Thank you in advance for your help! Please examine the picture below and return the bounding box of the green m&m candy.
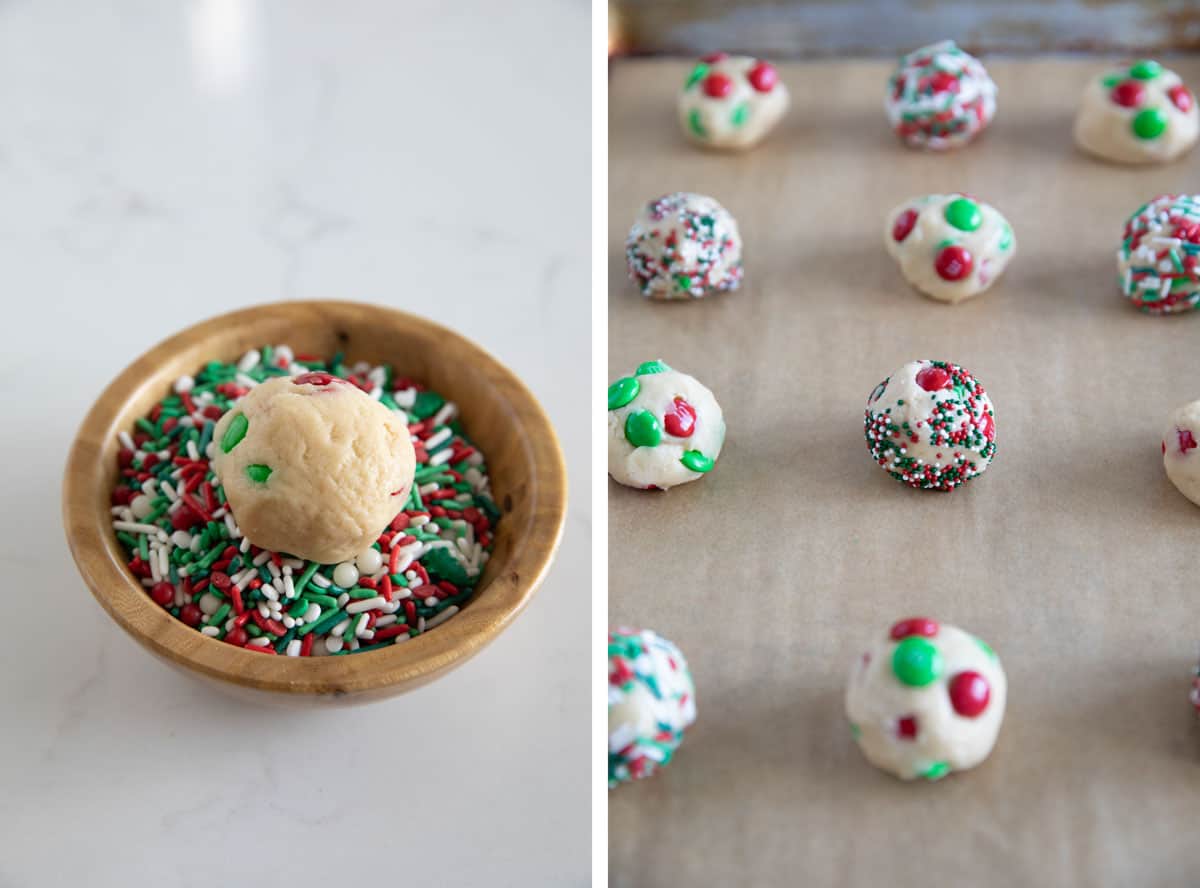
[680,450,714,472]
[891,637,942,687]
[608,376,640,410]
[1129,59,1162,81]
[944,197,982,232]
[624,410,662,448]
[635,360,671,376]
[1132,107,1167,140]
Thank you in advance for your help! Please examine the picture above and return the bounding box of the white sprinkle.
[417,616,426,632]
[286,639,302,657]
[283,575,295,598]
[302,603,321,623]
[393,633,410,645]
[159,481,178,502]
[186,440,200,461]
[236,372,259,389]
[375,614,397,627]
[325,636,344,654]
[419,482,439,496]
[262,584,279,602]
[130,496,153,520]
[429,448,453,467]
[118,431,135,450]
[200,625,220,637]
[174,375,195,394]
[252,550,272,567]
[198,593,222,615]
[267,562,281,580]
[393,388,416,409]
[332,562,359,589]
[424,596,438,607]
[410,515,431,528]
[247,636,271,648]
[224,513,239,538]
[310,573,331,588]
[237,349,261,372]
[346,596,385,614]
[282,615,296,629]
[425,428,452,451]
[369,386,382,400]
[239,536,252,553]
[275,345,294,364]
[331,619,350,637]
[431,402,457,427]
[337,592,350,608]
[257,602,271,618]
[424,606,459,630]
[354,613,370,636]
[114,520,161,536]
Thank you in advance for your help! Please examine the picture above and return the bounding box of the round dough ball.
[1162,399,1200,506]
[846,618,1007,781]
[625,192,743,300]
[865,360,996,491]
[1191,658,1200,716]
[609,627,696,788]
[608,360,725,490]
[211,373,416,563]
[678,52,789,151]
[886,193,1015,304]
[1118,194,1200,314]
[1074,60,1198,165]
[886,40,996,150]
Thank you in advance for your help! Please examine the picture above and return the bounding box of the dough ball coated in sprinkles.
[1162,398,1200,507]
[1117,195,1200,314]
[625,192,743,301]
[609,627,696,788]
[1074,61,1199,164]
[885,40,996,150]
[212,375,416,564]
[886,193,1015,304]
[608,361,725,490]
[678,53,789,151]
[865,360,996,491]
[846,619,1007,781]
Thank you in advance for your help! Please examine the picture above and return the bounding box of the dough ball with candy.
[886,40,996,150]
[886,193,1015,304]
[1074,60,1198,165]
[609,627,696,788]
[608,360,725,490]
[211,373,416,564]
[865,360,996,491]
[846,618,1007,781]
[1117,195,1200,314]
[625,192,743,300]
[1162,399,1200,507]
[678,52,789,151]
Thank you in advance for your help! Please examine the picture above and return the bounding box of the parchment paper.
[609,58,1200,888]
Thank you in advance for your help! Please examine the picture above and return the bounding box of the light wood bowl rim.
[62,300,567,699]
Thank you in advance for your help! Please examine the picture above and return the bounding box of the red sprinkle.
[1178,428,1197,454]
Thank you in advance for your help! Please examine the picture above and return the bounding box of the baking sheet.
[609,58,1200,887]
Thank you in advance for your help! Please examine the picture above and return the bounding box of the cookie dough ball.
[625,192,743,300]
[1074,61,1198,165]
[212,373,416,563]
[886,40,996,150]
[1162,399,1200,506]
[1191,658,1200,716]
[609,627,696,788]
[846,618,1007,781]
[608,360,725,490]
[678,52,789,151]
[1118,195,1200,314]
[865,360,996,491]
[886,193,1015,303]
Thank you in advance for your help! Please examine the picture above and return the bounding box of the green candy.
[730,102,749,128]
[220,413,248,453]
[680,450,714,473]
[245,464,272,484]
[1129,59,1162,81]
[1132,108,1167,140]
[635,360,670,376]
[998,224,1013,252]
[624,410,662,448]
[974,636,997,660]
[1101,73,1122,89]
[891,637,942,687]
[608,377,640,411]
[685,63,709,90]
[944,197,982,232]
[687,108,706,139]
[921,761,951,781]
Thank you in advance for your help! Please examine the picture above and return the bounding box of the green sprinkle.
[635,360,670,376]
[624,410,662,448]
[608,377,640,411]
[220,413,248,453]
[680,450,714,473]
[245,464,272,484]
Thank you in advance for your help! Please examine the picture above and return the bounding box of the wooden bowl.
[62,301,567,704]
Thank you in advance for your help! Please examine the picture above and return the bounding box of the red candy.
[948,671,991,717]
[935,245,973,281]
[897,715,919,739]
[892,208,919,242]
[915,366,952,392]
[747,61,777,93]
[179,603,202,627]
[1110,81,1145,108]
[664,397,697,438]
[1169,84,1194,112]
[225,627,248,647]
[150,582,175,607]
[703,72,733,99]
[890,617,939,640]
[1178,428,1198,454]
[293,372,336,386]
[701,52,729,64]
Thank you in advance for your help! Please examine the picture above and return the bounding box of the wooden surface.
[610,0,1200,57]
[609,58,1200,886]
[62,301,567,704]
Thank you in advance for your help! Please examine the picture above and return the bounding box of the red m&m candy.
[890,617,940,640]
[892,208,919,242]
[948,670,991,717]
[748,61,778,93]
[914,366,952,392]
[703,73,733,99]
[935,244,974,281]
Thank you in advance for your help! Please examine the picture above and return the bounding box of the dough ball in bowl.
[212,372,416,563]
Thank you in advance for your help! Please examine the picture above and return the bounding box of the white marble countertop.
[0,2,589,885]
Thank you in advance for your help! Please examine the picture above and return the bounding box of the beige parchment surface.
[609,58,1200,888]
